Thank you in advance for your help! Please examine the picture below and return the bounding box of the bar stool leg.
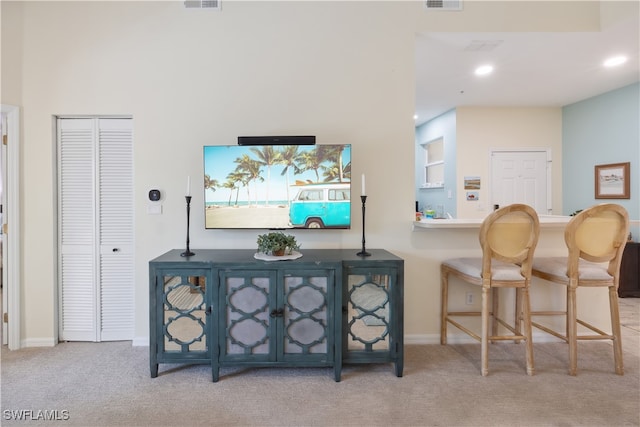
[440,268,449,345]
[481,284,490,376]
[491,287,499,344]
[515,287,523,343]
[522,287,534,376]
[609,286,624,375]
[567,286,578,376]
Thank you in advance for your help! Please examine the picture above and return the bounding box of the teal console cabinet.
[343,259,404,377]
[149,263,213,378]
[149,249,403,381]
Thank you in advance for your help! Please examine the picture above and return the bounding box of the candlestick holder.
[357,195,371,257]
[181,196,195,257]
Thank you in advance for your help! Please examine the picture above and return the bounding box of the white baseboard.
[405,333,479,345]
[133,336,149,347]
[19,334,560,349]
[20,337,151,348]
[404,334,441,345]
[405,332,563,345]
[22,338,57,348]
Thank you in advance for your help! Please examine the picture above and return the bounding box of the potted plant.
[256,232,300,256]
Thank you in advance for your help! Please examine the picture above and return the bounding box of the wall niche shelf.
[419,183,445,190]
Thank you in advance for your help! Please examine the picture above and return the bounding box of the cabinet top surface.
[150,248,403,265]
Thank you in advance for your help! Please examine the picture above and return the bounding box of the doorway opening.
[1,104,21,350]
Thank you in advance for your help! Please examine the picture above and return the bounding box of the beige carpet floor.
[1,298,638,427]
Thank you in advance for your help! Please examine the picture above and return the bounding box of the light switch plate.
[147,203,162,215]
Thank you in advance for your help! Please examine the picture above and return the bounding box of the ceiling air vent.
[184,0,220,9]
[425,0,463,11]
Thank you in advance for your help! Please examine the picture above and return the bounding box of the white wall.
[455,107,563,218]
[2,1,607,345]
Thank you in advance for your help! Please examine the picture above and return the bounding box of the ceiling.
[414,13,640,125]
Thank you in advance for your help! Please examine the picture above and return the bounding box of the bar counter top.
[413,215,572,230]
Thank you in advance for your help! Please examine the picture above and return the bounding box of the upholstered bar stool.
[440,204,540,376]
[531,203,629,376]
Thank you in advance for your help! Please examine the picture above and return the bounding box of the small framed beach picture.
[595,162,630,199]
[464,176,481,190]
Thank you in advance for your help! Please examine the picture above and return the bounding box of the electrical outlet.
[465,292,474,305]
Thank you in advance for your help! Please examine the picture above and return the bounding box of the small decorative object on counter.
[424,206,435,219]
[256,232,300,256]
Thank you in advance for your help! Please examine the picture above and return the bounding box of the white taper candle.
[361,173,366,196]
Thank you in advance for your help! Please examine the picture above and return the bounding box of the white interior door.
[490,150,550,214]
[58,117,134,342]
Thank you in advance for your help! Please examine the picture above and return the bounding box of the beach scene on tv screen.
[204,144,351,229]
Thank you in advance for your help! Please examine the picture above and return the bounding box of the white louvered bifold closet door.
[59,119,97,341]
[97,118,134,340]
[58,118,134,342]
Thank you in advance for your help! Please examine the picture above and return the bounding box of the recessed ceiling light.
[413,114,418,120]
[603,55,628,67]
[474,65,494,76]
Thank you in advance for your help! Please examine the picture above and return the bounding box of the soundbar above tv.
[237,135,316,146]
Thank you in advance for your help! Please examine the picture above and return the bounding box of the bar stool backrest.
[479,203,540,281]
[566,204,629,279]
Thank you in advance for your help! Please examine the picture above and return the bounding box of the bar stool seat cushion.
[533,258,613,282]
[443,258,526,281]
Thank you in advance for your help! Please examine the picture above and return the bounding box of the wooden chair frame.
[441,204,540,376]
[531,203,629,375]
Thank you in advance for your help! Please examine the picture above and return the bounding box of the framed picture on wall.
[595,162,630,199]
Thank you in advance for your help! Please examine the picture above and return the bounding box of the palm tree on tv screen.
[321,145,350,182]
[234,154,263,206]
[250,146,281,205]
[204,174,219,204]
[278,145,303,205]
[298,147,326,183]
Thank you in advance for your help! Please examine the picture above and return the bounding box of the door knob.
[270,308,284,318]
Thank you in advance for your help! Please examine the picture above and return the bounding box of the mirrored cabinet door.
[343,264,403,377]
[220,271,276,362]
[281,271,334,360]
[346,271,391,352]
[161,273,209,353]
[150,267,212,378]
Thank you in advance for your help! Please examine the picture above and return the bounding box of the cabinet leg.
[212,363,219,382]
[395,361,403,377]
[334,365,342,382]
[150,363,158,378]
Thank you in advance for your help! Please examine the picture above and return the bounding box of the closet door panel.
[59,118,98,341]
[98,118,134,340]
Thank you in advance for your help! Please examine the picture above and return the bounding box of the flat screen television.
[204,144,351,229]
